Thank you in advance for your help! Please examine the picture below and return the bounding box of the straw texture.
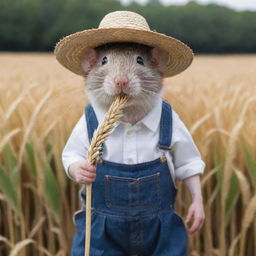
[85,95,128,256]
[54,11,194,78]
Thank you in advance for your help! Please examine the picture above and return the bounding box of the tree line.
[0,0,255,53]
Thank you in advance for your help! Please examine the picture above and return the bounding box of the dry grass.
[0,53,256,255]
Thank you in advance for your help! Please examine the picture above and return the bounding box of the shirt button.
[127,130,134,135]
[127,158,133,163]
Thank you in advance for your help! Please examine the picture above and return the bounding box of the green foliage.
[0,0,256,52]
[0,145,21,216]
[225,173,239,226]
[25,142,38,178]
[244,145,256,188]
[0,164,20,216]
[44,143,61,222]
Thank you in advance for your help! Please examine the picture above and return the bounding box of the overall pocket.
[104,172,161,211]
[72,209,85,226]
[170,205,187,231]
[72,208,98,231]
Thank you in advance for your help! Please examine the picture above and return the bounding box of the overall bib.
[71,101,188,256]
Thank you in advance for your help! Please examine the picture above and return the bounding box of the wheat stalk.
[1,54,256,255]
[239,193,256,256]
[84,95,128,256]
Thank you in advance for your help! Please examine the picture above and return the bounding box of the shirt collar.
[135,97,162,132]
[90,96,162,133]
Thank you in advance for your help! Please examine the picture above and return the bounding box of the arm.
[183,174,205,234]
[183,174,203,201]
[62,115,96,183]
[171,111,205,233]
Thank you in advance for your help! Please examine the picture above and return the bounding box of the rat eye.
[101,56,108,65]
[136,56,144,66]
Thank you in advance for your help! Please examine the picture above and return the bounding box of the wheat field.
[0,53,256,256]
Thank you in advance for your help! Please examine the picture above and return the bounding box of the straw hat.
[54,11,194,77]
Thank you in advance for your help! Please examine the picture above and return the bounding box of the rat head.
[82,42,168,122]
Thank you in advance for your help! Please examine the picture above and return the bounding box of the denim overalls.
[71,101,188,256]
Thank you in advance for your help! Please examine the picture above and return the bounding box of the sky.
[120,0,256,11]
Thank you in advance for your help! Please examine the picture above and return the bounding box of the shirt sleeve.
[170,111,205,181]
[62,114,89,180]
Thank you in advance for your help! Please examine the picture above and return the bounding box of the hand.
[185,197,205,234]
[68,161,96,184]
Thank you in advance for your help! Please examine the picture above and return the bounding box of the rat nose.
[114,76,129,88]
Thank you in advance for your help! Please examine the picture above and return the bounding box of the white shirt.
[62,97,205,182]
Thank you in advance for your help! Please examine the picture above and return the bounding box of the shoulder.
[163,104,193,143]
[161,101,181,130]
[84,103,93,115]
[70,113,88,136]
[171,109,182,129]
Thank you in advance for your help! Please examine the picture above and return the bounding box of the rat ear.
[81,48,97,73]
[150,47,169,74]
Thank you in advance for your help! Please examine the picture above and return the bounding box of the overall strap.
[84,104,99,143]
[158,101,173,150]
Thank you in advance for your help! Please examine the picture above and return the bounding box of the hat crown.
[99,11,150,31]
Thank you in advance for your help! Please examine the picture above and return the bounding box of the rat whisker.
[90,87,104,92]
[140,88,158,95]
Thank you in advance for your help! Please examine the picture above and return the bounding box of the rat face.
[82,42,168,123]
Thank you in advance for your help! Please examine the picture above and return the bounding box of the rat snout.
[114,76,129,89]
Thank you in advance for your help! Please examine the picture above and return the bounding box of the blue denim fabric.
[71,101,188,256]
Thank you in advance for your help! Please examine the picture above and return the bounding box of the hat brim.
[54,27,194,77]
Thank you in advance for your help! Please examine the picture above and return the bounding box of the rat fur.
[82,42,168,125]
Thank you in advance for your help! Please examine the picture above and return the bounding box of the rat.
[64,42,205,255]
[82,42,168,125]
[57,9,206,255]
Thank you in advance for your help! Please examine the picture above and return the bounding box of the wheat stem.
[84,95,128,256]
